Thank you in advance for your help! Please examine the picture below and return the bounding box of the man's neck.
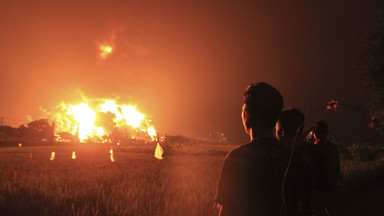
[249,127,275,141]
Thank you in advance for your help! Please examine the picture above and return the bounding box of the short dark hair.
[278,108,305,137]
[244,82,283,129]
[314,120,328,138]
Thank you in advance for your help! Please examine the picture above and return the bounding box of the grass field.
[0,144,383,216]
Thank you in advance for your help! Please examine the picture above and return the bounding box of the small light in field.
[50,152,55,161]
[109,148,115,162]
[72,151,76,160]
[117,142,120,146]
[29,153,33,159]
[18,143,22,147]
[154,143,163,160]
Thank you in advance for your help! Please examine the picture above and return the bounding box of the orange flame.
[44,97,157,142]
[72,151,76,160]
[50,152,55,160]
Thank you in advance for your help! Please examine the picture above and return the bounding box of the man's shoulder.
[226,138,285,159]
[225,143,251,160]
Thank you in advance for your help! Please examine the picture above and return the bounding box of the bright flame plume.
[44,97,157,142]
[50,152,55,161]
[72,151,76,160]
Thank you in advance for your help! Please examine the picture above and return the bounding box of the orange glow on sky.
[1,1,383,143]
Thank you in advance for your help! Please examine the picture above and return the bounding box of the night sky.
[1,0,384,143]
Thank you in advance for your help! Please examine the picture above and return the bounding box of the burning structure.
[43,97,158,143]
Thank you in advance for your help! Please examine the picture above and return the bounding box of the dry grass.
[0,145,225,216]
[0,144,383,216]
[337,159,384,216]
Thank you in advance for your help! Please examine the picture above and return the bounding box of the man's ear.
[244,109,252,129]
[276,129,284,140]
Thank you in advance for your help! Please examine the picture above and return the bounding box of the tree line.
[0,119,55,144]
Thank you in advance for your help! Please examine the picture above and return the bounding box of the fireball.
[44,97,157,142]
[69,103,104,141]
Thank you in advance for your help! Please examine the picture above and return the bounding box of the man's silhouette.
[215,82,287,216]
[311,121,341,216]
[275,108,306,216]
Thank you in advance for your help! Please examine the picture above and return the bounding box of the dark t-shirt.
[283,142,316,216]
[215,137,289,216]
[312,140,341,192]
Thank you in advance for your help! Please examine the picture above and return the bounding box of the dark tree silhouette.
[358,14,384,133]
[0,126,17,136]
[0,126,18,142]
[17,119,55,142]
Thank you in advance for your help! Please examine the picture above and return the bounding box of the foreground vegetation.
[0,144,383,216]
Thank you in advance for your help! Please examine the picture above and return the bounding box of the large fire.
[45,97,157,143]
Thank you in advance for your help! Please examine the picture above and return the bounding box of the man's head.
[275,108,305,140]
[314,120,328,139]
[242,82,283,134]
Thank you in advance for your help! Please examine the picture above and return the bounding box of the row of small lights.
[17,143,163,161]
[18,143,115,162]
